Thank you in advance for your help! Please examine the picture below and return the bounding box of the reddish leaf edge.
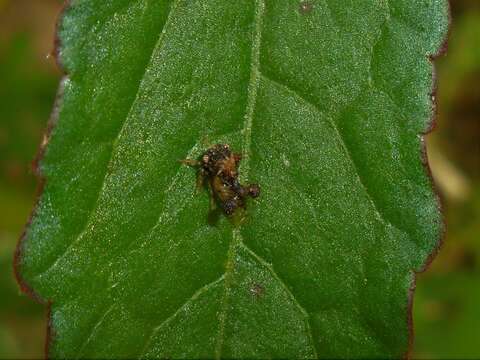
[405,2,452,359]
[13,0,70,358]
[12,1,451,359]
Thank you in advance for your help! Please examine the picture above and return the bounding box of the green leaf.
[16,0,448,358]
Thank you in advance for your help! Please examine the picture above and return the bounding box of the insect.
[181,144,260,217]
[249,283,265,299]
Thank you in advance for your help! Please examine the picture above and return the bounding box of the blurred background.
[0,0,478,358]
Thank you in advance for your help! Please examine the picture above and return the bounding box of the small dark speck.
[250,283,265,299]
[299,1,314,15]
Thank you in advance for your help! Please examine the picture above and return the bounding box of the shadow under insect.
[181,144,260,225]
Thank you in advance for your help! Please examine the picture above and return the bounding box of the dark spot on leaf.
[299,1,314,15]
[249,283,265,299]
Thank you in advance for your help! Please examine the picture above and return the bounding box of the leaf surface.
[16,0,448,358]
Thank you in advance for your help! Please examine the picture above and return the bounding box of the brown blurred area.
[0,0,478,358]
[0,1,62,358]
[415,0,480,358]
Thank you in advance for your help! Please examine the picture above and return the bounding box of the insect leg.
[233,152,242,165]
[179,159,200,167]
[247,184,260,198]
[195,168,207,193]
[207,178,217,211]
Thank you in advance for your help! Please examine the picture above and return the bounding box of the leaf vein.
[138,274,225,359]
[131,141,202,254]
[260,73,407,239]
[239,240,319,358]
[215,1,265,358]
[76,302,117,359]
[34,0,180,280]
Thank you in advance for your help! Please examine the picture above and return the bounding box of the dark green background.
[0,0,478,358]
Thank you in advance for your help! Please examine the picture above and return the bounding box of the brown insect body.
[183,144,260,216]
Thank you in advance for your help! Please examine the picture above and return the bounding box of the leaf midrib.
[213,0,265,358]
[213,2,322,358]
[210,1,315,358]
